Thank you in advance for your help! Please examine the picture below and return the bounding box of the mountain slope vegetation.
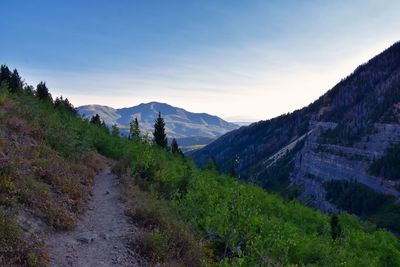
[1,65,400,266]
[192,42,400,232]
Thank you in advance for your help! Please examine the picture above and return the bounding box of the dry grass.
[0,96,108,265]
[0,211,48,266]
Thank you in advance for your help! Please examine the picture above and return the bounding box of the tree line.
[90,111,183,157]
[0,64,75,114]
[1,64,184,157]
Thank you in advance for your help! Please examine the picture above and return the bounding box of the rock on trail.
[46,167,145,267]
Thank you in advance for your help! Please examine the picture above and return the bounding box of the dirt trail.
[46,167,145,267]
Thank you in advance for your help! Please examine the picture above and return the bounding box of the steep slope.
[77,102,239,149]
[192,41,400,231]
[0,88,108,266]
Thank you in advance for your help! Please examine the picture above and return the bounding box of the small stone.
[77,233,97,243]
[127,248,135,256]
[100,233,109,240]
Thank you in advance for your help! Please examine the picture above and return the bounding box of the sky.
[2,1,400,122]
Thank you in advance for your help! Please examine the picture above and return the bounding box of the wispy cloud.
[6,1,400,121]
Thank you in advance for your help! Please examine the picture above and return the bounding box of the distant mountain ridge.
[77,102,239,150]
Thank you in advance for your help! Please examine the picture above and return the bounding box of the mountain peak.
[77,102,239,150]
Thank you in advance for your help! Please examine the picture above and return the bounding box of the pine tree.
[36,81,52,101]
[171,138,183,156]
[0,65,11,84]
[9,69,22,93]
[55,96,76,114]
[90,114,102,126]
[111,124,120,137]
[330,214,342,240]
[129,117,140,141]
[207,157,219,172]
[153,112,168,148]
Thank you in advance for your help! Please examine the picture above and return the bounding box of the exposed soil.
[46,167,146,267]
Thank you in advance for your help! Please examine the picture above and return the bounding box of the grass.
[0,211,46,266]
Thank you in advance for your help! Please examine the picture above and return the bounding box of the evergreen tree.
[90,114,102,126]
[0,65,11,84]
[330,214,342,240]
[54,96,63,108]
[111,124,120,137]
[171,138,183,156]
[129,117,140,140]
[153,112,168,148]
[9,69,22,93]
[55,96,76,114]
[207,157,219,172]
[36,81,52,101]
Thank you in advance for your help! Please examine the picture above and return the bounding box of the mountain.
[77,102,239,150]
[192,41,400,232]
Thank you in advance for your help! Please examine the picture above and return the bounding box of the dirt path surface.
[46,167,145,267]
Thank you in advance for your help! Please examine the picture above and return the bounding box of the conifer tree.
[111,124,120,137]
[207,156,219,172]
[9,69,22,93]
[55,96,76,114]
[90,114,102,126]
[153,112,168,148]
[36,81,52,101]
[129,117,140,140]
[330,214,342,240]
[171,138,183,156]
[0,65,11,84]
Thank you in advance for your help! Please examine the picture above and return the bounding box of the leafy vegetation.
[122,146,400,265]
[2,65,400,266]
[116,164,211,266]
[324,180,400,232]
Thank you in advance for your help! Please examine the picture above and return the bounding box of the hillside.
[2,65,400,265]
[192,42,400,232]
[77,102,238,150]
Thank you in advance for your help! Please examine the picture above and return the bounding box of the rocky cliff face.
[290,121,400,212]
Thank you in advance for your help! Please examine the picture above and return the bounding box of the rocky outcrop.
[291,121,400,212]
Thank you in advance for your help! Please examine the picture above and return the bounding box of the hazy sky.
[2,1,400,121]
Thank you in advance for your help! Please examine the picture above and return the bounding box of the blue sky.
[2,1,400,121]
